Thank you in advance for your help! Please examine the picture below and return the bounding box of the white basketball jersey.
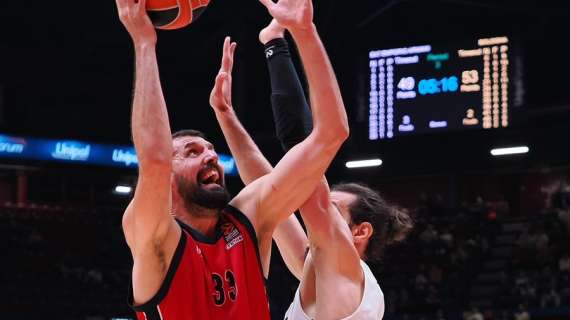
[284,260,385,320]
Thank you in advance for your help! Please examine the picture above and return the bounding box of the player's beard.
[175,173,231,215]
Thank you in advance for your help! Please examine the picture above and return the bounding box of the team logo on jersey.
[221,222,243,250]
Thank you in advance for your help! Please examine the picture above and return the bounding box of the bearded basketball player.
[115,0,349,318]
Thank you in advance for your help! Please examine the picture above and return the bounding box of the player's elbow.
[122,207,135,250]
[337,120,350,142]
[328,103,350,143]
[314,124,349,151]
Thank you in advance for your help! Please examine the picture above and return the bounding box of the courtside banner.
[0,134,237,175]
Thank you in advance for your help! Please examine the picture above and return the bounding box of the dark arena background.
[1,0,570,319]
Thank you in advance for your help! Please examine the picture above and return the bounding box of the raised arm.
[256,16,363,315]
[259,27,361,285]
[250,14,362,314]
[209,37,273,185]
[116,0,180,304]
[231,0,349,232]
[209,34,308,278]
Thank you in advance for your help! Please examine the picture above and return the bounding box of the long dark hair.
[332,182,414,262]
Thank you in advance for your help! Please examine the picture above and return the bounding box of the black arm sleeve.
[264,38,313,152]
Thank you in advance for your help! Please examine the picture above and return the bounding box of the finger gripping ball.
[146,0,210,30]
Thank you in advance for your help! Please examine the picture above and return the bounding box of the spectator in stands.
[464,307,484,320]
[469,196,489,217]
[515,227,538,267]
[429,264,443,285]
[466,235,483,255]
[540,266,558,289]
[483,309,495,320]
[514,304,530,320]
[429,193,447,216]
[399,287,410,308]
[558,209,570,234]
[440,227,454,248]
[420,224,438,244]
[516,228,532,249]
[513,271,538,305]
[86,268,103,285]
[385,289,398,314]
[560,276,570,306]
[497,310,510,320]
[414,265,429,295]
[435,309,446,320]
[540,287,561,307]
[550,188,570,233]
[27,229,43,246]
[560,253,570,273]
[533,225,549,246]
[455,242,470,265]
[425,285,440,306]
[418,192,429,211]
[522,282,539,306]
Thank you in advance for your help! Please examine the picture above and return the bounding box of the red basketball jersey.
[129,205,271,320]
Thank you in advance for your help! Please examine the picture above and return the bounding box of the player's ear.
[352,222,373,243]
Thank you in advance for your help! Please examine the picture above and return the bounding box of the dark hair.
[172,129,206,140]
[332,182,414,262]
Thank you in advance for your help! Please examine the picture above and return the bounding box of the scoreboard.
[367,36,514,140]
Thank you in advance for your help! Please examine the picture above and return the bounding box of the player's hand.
[116,0,157,46]
[258,0,313,32]
[209,37,237,113]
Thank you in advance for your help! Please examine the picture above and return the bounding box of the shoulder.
[229,176,271,232]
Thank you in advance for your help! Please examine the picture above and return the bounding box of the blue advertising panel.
[0,134,237,176]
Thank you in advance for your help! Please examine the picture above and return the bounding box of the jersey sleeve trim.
[224,204,268,282]
[127,230,188,313]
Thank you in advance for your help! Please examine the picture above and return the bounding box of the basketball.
[146,0,210,30]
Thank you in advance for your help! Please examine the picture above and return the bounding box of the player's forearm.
[297,179,338,245]
[131,43,173,169]
[215,109,273,185]
[264,37,313,151]
[299,183,361,277]
[289,25,349,145]
[273,215,308,280]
